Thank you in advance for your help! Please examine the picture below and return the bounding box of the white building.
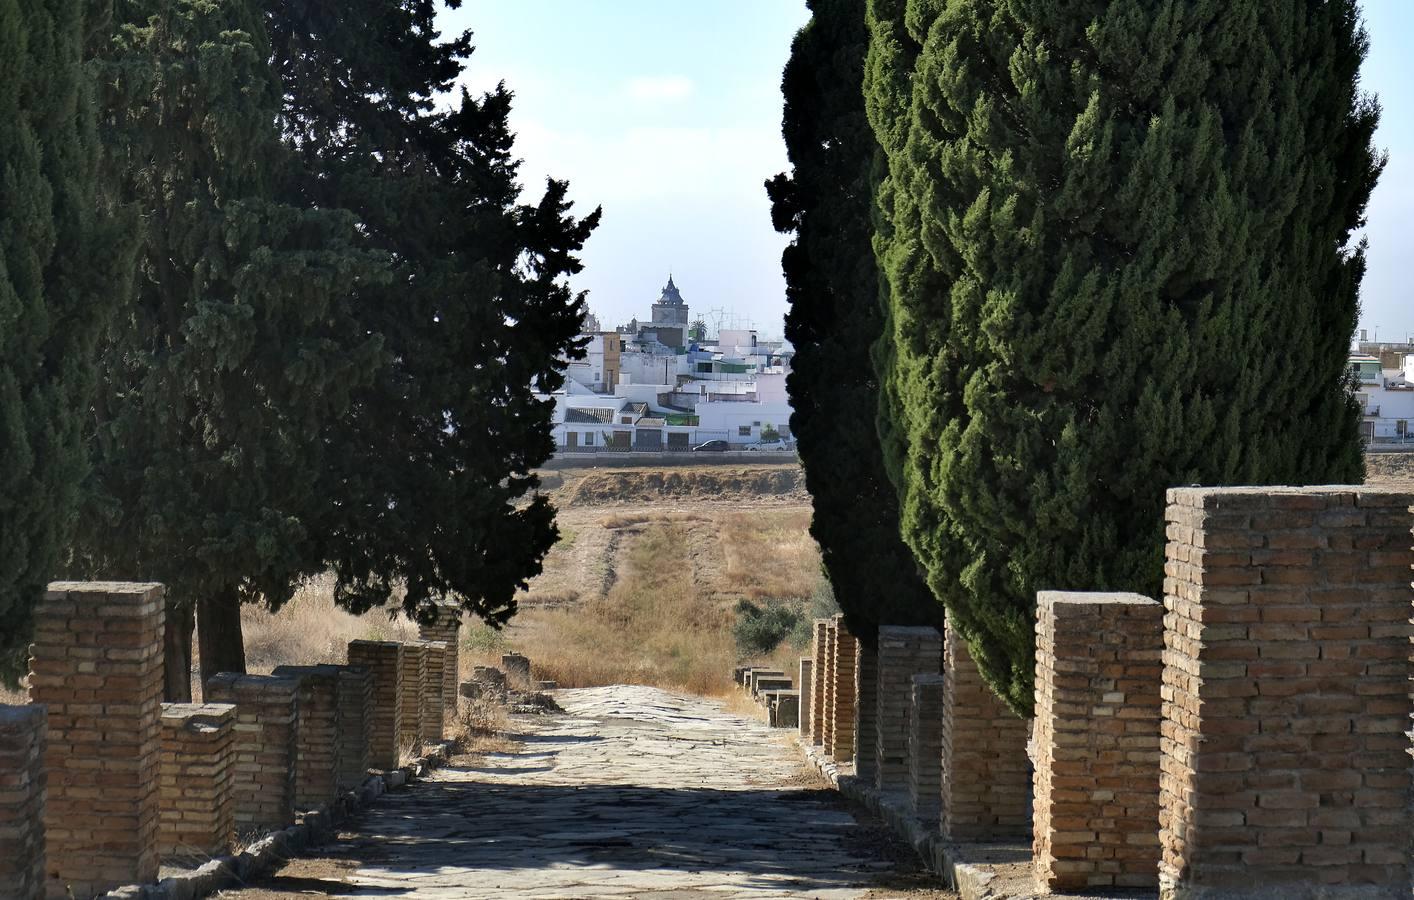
[1352,352,1414,443]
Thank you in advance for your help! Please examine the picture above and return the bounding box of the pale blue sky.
[444,1,1411,341]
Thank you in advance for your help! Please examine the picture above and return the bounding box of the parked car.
[746,439,792,452]
[691,439,729,452]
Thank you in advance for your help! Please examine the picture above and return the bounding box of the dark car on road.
[691,439,729,452]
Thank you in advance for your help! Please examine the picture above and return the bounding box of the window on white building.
[738,425,751,437]
[584,432,595,446]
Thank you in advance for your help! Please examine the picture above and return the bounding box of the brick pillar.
[272,665,342,810]
[939,617,1030,841]
[204,673,300,829]
[1033,592,1164,891]
[821,621,837,751]
[0,705,46,900]
[347,640,403,770]
[502,652,531,685]
[1159,486,1414,899]
[399,643,428,753]
[908,673,945,823]
[158,703,236,861]
[418,603,461,724]
[798,657,813,738]
[828,621,857,762]
[30,581,163,897]
[421,641,447,742]
[875,625,942,792]
[810,621,828,744]
[854,639,879,781]
[335,666,373,791]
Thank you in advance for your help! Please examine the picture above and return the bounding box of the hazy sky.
[443,1,1411,342]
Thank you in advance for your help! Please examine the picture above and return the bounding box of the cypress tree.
[80,0,387,696]
[866,0,1380,714]
[0,0,134,678]
[265,0,599,628]
[767,0,939,641]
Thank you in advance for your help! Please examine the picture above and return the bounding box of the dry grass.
[241,575,418,675]
[719,508,820,602]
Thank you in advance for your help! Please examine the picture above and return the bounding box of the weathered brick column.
[0,704,46,900]
[335,666,373,790]
[875,625,942,792]
[810,621,828,744]
[798,657,813,738]
[1160,486,1414,898]
[502,652,531,684]
[272,665,342,810]
[398,642,428,752]
[30,581,163,897]
[204,673,300,829]
[158,703,236,861]
[419,603,462,723]
[908,674,945,823]
[853,639,879,781]
[347,640,403,770]
[821,620,837,751]
[421,641,447,742]
[1033,592,1164,891]
[939,617,1030,841]
[827,620,858,762]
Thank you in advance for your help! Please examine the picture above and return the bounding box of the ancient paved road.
[225,685,948,900]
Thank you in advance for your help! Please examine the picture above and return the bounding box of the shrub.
[733,599,804,656]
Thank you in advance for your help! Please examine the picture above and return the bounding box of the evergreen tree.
[865,0,1379,714]
[0,0,134,679]
[265,0,599,630]
[79,0,386,696]
[767,0,940,642]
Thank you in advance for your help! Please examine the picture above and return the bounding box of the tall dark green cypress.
[0,0,134,679]
[767,0,940,642]
[265,0,599,629]
[80,0,387,696]
[866,0,1379,714]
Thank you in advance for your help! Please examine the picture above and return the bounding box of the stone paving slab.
[221,685,950,899]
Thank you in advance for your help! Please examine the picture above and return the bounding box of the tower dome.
[658,275,685,306]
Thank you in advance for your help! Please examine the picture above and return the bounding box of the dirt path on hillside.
[217,686,953,900]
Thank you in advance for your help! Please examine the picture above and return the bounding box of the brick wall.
[347,640,403,770]
[399,643,428,752]
[30,581,163,897]
[810,621,827,745]
[204,673,300,830]
[418,603,461,726]
[335,666,373,790]
[828,620,857,762]
[908,673,945,823]
[1033,591,1163,891]
[822,620,837,751]
[939,617,1030,841]
[158,702,236,861]
[875,625,942,793]
[0,704,46,900]
[799,657,813,738]
[272,665,343,810]
[1159,486,1414,897]
[421,641,447,742]
[854,640,879,782]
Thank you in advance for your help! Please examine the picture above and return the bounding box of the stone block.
[158,702,236,860]
[748,669,786,696]
[0,704,47,900]
[798,657,813,738]
[501,653,531,684]
[1158,486,1414,898]
[346,640,403,770]
[30,581,164,898]
[204,673,300,830]
[1032,591,1163,891]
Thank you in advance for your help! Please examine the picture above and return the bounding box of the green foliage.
[766,0,941,646]
[733,599,804,657]
[0,0,135,679]
[865,0,1379,714]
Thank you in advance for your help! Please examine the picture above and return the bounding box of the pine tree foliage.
[79,0,388,691]
[267,0,599,627]
[767,0,940,641]
[865,0,1379,714]
[0,0,134,678]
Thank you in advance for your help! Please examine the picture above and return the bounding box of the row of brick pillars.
[4,581,461,899]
